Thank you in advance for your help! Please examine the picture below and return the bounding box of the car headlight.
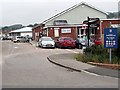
[52,42,55,45]
[42,42,46,45]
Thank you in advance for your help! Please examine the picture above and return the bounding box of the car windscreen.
[42,37,53,41]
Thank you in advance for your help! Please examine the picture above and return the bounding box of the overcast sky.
[0,0,120,26]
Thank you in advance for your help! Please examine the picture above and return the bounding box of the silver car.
[12,36,29,43]
[76,36,94,49]
[38,37,55,48]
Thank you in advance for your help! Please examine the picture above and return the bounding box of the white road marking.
[81,70,118,79]
[81,70,100,76]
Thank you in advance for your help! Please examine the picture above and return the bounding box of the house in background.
[9,27,32,37]
[32,2,107,41]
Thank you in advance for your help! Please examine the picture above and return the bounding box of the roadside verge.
[47,53,119,78]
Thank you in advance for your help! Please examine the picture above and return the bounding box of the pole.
[109,48,112,64]
[109,22,112,64]
[87,17,90,47]
[100,20,103,38]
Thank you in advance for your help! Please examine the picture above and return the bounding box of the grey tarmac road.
[1,41,118,88]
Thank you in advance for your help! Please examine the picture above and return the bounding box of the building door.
[54,28,59,37]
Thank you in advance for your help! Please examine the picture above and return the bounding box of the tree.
[34,23,39,27]
[27,24,34,27]
[107,12,118,19]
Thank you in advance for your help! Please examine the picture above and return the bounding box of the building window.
[53,20,68,25]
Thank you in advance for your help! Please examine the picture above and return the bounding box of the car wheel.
[78,44,82,49]
[59,44,63,49]
[17,40,20,43]
[55,44,58,48]
[40,45,42,48]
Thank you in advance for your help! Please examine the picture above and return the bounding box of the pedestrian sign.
[104,28,118,48]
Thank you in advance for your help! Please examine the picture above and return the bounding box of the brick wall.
[48,26,77,40]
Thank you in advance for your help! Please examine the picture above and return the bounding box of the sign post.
[87,17,90,47]
[104,28,118,63]
[109,48,112,64]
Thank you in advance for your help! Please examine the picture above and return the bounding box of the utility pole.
[87,17,90,47]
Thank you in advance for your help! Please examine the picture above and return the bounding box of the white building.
[42,2,107,26]
[32,2,108,40]
[9,27,32,37]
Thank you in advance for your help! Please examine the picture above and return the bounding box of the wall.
[21,32,32,37]
[32,26,42,41]
[45,4,107,26]
[48,26,77,40]
[101,19,120,34]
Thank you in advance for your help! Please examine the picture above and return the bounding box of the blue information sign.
[104,28,118,48]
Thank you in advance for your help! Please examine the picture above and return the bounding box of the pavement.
[30,40,119,78]
[29,40,38,47]
[47,53,119,78]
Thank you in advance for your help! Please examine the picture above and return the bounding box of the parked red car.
[55,37,76,48]
[94,38,102,46]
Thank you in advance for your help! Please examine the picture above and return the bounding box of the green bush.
[112,56,119,64]
[75,53,89,63]
[114,31,120,58]
[84,45,107,55]
[75,44,120,64]
[76,31,120,64]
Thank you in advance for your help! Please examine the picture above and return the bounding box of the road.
[1,40,118,88]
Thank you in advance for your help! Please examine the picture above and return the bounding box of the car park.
[38,36,55,48]
[12,36,29,43]
[55,37,76,48]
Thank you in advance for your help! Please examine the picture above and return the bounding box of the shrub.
[84,45,107,55]
[114,31,120,58]
[75,40,120,64]
[74,54,83,61]
[112,55,120,64]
